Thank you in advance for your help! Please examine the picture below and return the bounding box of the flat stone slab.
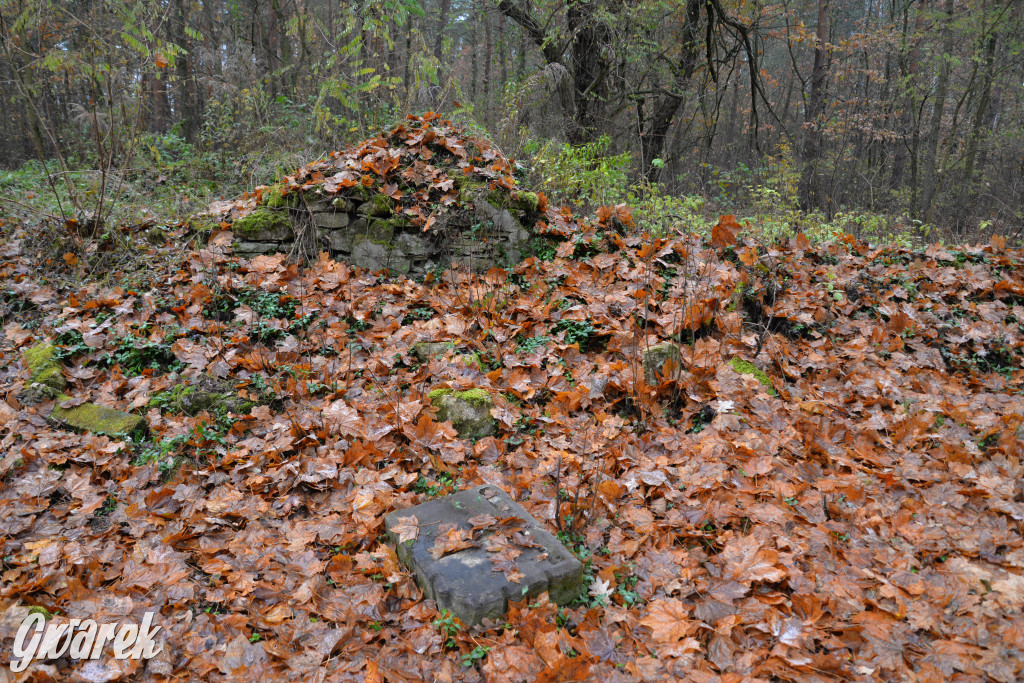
[384,485,583,626]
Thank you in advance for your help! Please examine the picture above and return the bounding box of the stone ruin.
[230,182,538,277]
[201,115,547,277]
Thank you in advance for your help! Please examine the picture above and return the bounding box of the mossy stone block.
[23,343,66,398]
[356,193,395,217]
[51,395,148,439]
[511,191,539,212]
[642,343,680,385]
[428,388,497,439]
[232,208,294,241]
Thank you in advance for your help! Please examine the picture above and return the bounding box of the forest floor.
[1,123,1023,681]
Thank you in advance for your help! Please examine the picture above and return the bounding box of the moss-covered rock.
[264,184,300,209]
[50,395,148,439]
[726,357,778,396]
[22,342,66,400]
[356,193,395,217]
[232,207,294,241]
[642,343,680,385]
[150,376,254,416]
[428,388,497,440]
[511,191,540,212]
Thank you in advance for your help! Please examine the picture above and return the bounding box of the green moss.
[511,191,539,212]
[24,342,58,374]
[27,606,51,620]
[23,343,66,392]
[51,395,149,438]
[185,216,217,233]
[727,358,778,395]
[264,184,300,209]
[428,388,453,400]
[231,207,294,240]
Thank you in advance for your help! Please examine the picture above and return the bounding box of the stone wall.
[230,182,538,277]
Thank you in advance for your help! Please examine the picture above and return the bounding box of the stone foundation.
[229,183,539,277]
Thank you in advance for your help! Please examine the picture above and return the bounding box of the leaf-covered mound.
[204,112,548,234]
[1,225,1024,680]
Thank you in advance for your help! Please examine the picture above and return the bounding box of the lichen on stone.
[150,377,254,416]
[231,207,294,241]
[412,342,457,362]
[727,357,778,395]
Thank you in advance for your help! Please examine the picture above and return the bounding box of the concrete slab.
[384,485,584,626]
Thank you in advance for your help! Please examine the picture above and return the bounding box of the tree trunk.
[798,0,830,210]
[640,0,701,183]
[963,33,997,190]
[919,0,955,222]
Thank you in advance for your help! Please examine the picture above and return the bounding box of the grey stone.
[235,240,282,256]
[411,341,456,362]
[492,209,522,236]
[319,228,353,252]
[350,238,411,274]
[642,342,681,385]
[395,232,435,258]
[384,485,584,627]
[312,211,350,229]
[304,197,333,212]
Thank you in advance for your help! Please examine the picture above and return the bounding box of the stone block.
[642,342,680,385]
[384,485,584,627]
[234,240,282,256]
[395,232,435,258]
[350,238,411,274]
[312,211,350,229]
[428,388,496,439]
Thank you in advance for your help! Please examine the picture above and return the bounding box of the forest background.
[0,0,1021,245]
